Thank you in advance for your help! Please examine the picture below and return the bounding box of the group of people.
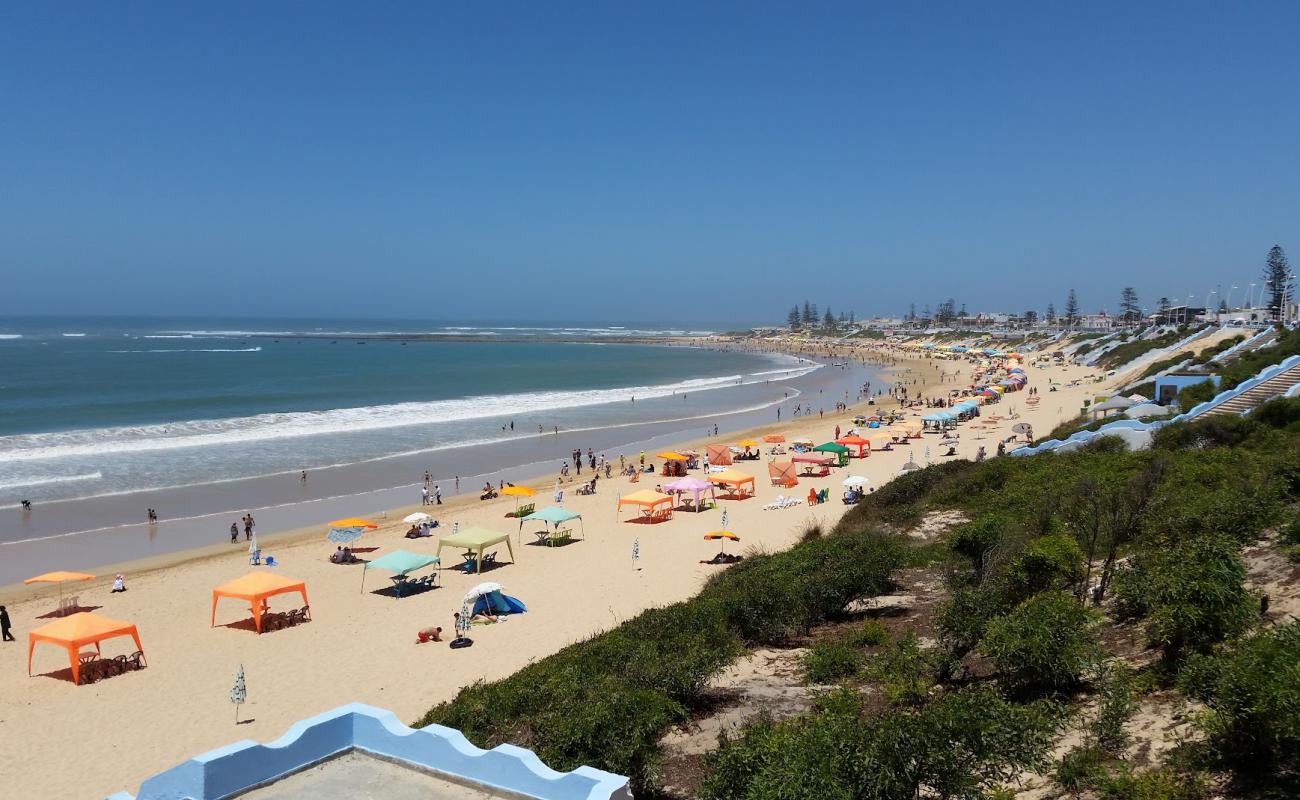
[230,513,256,543]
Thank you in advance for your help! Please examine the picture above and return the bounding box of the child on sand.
[416,626,443,643]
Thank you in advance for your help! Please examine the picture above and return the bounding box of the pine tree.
[802,301,813,327]
[848,310,855,324]
[809,303,818,325]
[908,303,916,322]
[1263,245,1291,322]
[823,307,836,331]
[1218,298,1228,313]
[1064,290,1080,328]
[1024,310,1038,326]
[787,305,801,330]
[1119,287,1141,326]
[1046,303,1056,324]
[1157,296,1171,322]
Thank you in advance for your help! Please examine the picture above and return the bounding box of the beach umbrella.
[403,512,432,524]
[656,451,688,461]
[24,571,94,615]
[704,530,739,556]
[735,439,758,448]
[632,537,640,570]
[500,485,536,516]
[1012,423,1032,436]
[326,526,364,545]
[326,517,378,545]
[842,475,869,487]
[230,664,247,724]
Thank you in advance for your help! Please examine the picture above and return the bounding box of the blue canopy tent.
[921,411,958,432]
[464,582,527,617]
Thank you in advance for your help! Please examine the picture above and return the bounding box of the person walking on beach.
[230,522,239,543]
[424,470,431,488]
[421,486,430,506]
[434,484,442,505]
[0,605,12,642]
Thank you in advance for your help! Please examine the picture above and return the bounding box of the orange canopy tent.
[705,444,732,465]
[328,517,378,529]
[211,572,309,633]
[617,489,675,520]
[28,612,142,686]
[710,468,756,498]
[24,570,94,614]
[835,434,871,458]
[768,460,798,487]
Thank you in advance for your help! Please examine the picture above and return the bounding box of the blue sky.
[2,2,1298,324]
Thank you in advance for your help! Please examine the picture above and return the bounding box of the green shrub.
[1252,396,1300,431]
[1174,379,1217,410]
[1280,511,1300,545]
[937,586,1006,667]
[1005,533,1087,602]
[1053,746,1108,793]
[702,532,904,644]
[844,619,889,648]
[1196,620,1300,775]
[866,632,934,707]
[803,641,860,684]
[1094,662,1138,755]
[950,515,1010,584]
[419,528,904,791]
[1093,767,1207,800]
[702,686,1061,800]
[1143,533,1253,665]
[980,592,1099,695]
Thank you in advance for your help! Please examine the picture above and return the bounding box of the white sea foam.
[62,332,86,337]
[106,347,263,354]
[142,334,195,339]
[0,471,102,491]
[0,334,21,340]
[0,364,820,463]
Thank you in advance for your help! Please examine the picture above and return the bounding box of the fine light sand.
[0,349,1108,799]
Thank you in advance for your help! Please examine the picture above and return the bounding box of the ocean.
[0,317,880,582]
[0,317,817,505]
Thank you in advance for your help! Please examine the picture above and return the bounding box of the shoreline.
[0,343,1109,800]
[0,342,869,600]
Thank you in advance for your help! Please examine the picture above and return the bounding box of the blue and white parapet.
[106,702,632,800]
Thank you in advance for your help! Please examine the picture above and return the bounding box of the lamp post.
[1225,285,1238,314]
[1205,291,1216,322]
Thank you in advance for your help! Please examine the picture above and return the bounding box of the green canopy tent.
[361,550,441,594]
[519,506,584,546]
[437,526,516,573]
[812,441,850,467]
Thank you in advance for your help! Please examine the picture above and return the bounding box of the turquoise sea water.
[0,317,816,506]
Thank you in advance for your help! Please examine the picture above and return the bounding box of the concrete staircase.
[1196,361,1300,418]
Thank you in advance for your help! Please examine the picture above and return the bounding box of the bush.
[1094,662,1138,755]
[1054,746,1108,793]
[980,592,1099,695]
[419,528,905,791]
[1197,620,1300,776]
[866,632,934,707]
[803,641,860,684]
[1252,396,1300,431]
[1093,767,1207,800]
[1143,533,1253,665]
[702,686,1061,800]
[1004,533,1087,602]
[1174,379,1217,410]
[703,532,904,644]
[950,515,1011,584]
[844,619,889,648]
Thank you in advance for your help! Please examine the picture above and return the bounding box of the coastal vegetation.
[419,395,1300,799]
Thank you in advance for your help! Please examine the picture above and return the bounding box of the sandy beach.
[0,345,1109,799]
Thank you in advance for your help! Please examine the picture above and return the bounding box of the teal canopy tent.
[361,550,440,593]
[519,506,584,545]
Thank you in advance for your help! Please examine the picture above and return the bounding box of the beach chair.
[807,488,818,506]
[127,650,147,670]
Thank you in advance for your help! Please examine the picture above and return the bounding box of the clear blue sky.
[3,2,1298,324]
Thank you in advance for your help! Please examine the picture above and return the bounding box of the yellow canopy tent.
[436,526,516,573]
[710,468,756,498]
[29,612,143,685]
[212,572,309,634]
